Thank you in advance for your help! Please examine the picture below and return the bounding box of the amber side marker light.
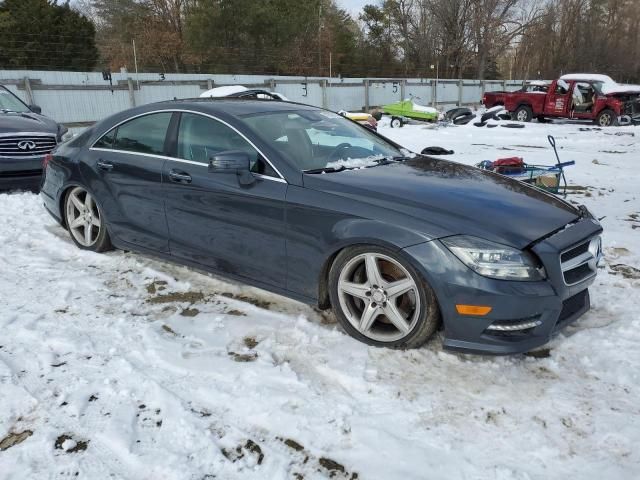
[456,305,493,316]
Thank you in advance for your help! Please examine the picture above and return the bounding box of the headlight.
[442,235,545,281]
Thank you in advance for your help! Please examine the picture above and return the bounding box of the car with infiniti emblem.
[0,85,69,191]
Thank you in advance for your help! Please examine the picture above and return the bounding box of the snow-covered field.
[1,119,639,480]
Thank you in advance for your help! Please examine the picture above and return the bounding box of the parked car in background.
[0,85,68,191]
[482,81,549,109]
[200,85,289,101]
[482,74,640,126]
[41,98,603,354]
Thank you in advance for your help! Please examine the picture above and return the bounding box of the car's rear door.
[84,111,173,252]
[162,111,288,288]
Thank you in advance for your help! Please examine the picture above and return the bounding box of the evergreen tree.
[0,0,98,70]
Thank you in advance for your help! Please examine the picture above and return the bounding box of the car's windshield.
[0,87,30,113]
[240,109,407,172]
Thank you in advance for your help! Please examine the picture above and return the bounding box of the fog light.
[486,320,542,331]
[456,305,492,316]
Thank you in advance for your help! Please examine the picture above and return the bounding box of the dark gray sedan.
[40,99,603,354]
[0,85,66,190]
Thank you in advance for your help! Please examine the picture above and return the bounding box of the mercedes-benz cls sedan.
[40,99,603,354]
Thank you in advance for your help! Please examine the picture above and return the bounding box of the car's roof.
[159,98,318,117]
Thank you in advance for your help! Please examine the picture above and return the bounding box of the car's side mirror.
[209,151,255,185]
[29,105,42,114]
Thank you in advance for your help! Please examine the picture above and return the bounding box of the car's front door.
[162,112,288,288]
[544,80,572,117]
[85,112,173,252]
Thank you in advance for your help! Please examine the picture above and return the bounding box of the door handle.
[97,160,114,171]
[169,169,192,184]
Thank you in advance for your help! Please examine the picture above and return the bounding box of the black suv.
[0,85,67,191]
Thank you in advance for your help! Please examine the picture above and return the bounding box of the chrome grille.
[560,236,602,285]
[0,134,57,158]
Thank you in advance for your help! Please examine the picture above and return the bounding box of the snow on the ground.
[1,120,639,480]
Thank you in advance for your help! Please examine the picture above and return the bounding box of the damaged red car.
[483,74,640,127]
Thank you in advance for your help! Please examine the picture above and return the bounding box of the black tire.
[64,186,113,252]
[328,245,440,349]
[445,107,472,121]
[481,110,500,123]
[390,117,403,128]
[513,105,533,122]
[595,109,618,127]
[453,113,475,125]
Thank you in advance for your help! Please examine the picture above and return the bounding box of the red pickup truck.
[483,75,640,126]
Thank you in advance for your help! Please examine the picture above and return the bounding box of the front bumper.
[0,156,44,191]
[403,217,603,355]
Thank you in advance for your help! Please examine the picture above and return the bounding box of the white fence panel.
[327,84,364,111]
[0,70,531,125]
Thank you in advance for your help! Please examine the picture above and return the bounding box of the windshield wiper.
[303,165,347,174]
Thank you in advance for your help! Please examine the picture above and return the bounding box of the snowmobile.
[382,96,438,128]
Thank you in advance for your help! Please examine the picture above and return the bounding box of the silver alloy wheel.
[599,112,612,126]
[337,253,421,342]
[516,109,528,122]
[66,187,101,247]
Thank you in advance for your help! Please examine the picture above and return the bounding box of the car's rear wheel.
[596,109,618,127]
[390,117,403,128]
[513,105,533,122]
[328,246,440,349]
[64,186,112,252]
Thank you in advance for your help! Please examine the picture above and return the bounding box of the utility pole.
[132,39,140,89]
[318,2,322,76]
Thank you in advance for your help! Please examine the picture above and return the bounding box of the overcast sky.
[337,0,373,15]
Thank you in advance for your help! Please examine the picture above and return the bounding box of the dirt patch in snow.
[221,292,272,310]
[243,336,259,349]
[148,291,205,304]
[54,434,89,453]
[610,264,640,280]
[0,430,33,451]
[228,351,258,363]
[146,280,168,294]
[222,439,264,465]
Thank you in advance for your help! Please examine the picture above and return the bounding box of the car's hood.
[0,111,59,134]
[303,157,580,249]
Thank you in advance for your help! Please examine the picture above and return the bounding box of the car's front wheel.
[64,186,112,252]
[328,246,440,349]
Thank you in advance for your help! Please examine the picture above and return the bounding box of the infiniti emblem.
[17,140,37,151]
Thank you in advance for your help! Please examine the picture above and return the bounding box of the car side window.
[112,113,172,155]
[94,128,116,149]
[177,113,278,178]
